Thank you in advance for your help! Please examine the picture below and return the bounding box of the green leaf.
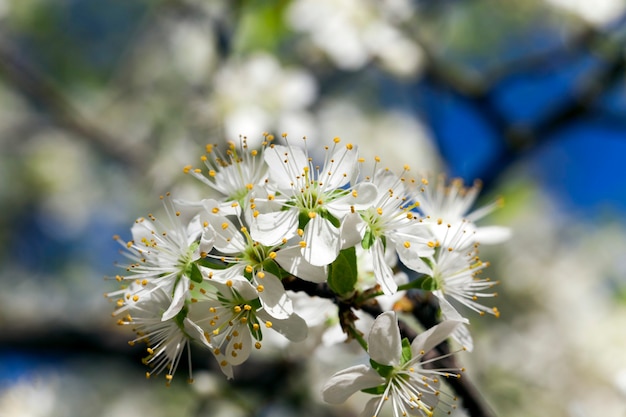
[263,259,289,279]
[298,210,311,230]
[189,262,204,284]
[419,276,440,291]
[362,228,375,250]
[401,338,412,365]
[327,246,358,296]
[195,258,229,269]
[361,384,388,395]
[369,358,394,379]
[323,210,340,228]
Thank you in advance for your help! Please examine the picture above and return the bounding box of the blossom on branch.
[322,311,464,417]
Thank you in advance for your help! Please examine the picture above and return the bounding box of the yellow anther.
[333,137,341,143]
[226,280,233,287]
[257,285,264,292]
[346,143,353,150]
[267,194,275,200]
[351,190,358,198]
[404,164,410,170]
[246,183,253,190]
[257,271,266,279]
[147,347,154,355]
[221,222,229,230]
[175,211,181,217]
[376,207,383,215]
[358,157,365,163]
[297,228,304,237]
[132,295,139,302]
[200,155,207,162]
[251,150,258,156]
[375,156,381,163]
[299,241,307,248]
[194,169,201,173]
[255,342,262,349]
[253,210,259,218]
[245,265,253,273]
[421,178,429,185]
[265,321,273,328]
[183,165,192,173]
[403,241,411,248]
[209,169,216,177]
[244,304,252,311]
[234,306,242,313]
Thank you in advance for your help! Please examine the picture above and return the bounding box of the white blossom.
[322,311,463,416]
[109,195,214,321]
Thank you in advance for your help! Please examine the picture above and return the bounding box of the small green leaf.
[195,258,229,269]
[189,262,204,284]
[401,338,412,365]
[327,246,358,296]
[298,210,311,229]
[263,259,289,279]
[419,276,440,291]
[362,228,375,249]
[362,384,388,395]
[323,210,341,228]
[369,358,394,378]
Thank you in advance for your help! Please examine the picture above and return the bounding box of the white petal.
[475,225,512,244]
[257,308,308,342]
[161,277,188,321]
[339,212,366,250]
[131,218,156,243]
[368,311,402,366]
[322,145,359,191]
[228,277,259,300]
[250,209,298,246]
[302,216,341,266]
[321,365,385,404]
[225,327,252,365]
[362,397,384,417]
[410,319,461,359]
[438,295,473,351]
[257,272,293,319]
[199,226,216,255]
[274,246,328,283]
[265,144,309,191]
[183,317,212,348]
[327,182,378,216]
[372,238,397,295]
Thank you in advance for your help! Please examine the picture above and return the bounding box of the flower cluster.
[106,135,507,415]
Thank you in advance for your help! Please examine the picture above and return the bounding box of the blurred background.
[2,0,626,416]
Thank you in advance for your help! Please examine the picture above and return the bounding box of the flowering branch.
[106,136,508,416]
